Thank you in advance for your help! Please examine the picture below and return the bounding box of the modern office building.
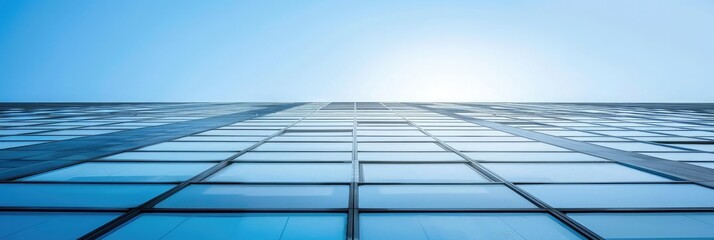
[1,102,714,240]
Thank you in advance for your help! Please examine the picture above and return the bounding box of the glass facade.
[1,102,714,239]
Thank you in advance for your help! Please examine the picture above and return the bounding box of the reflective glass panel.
[139,142,255,151]
[482,163,671,182]
[103,213,347,240]
[209,163,352,182]
[360,213,585,240]
[235,151,352,161]
[0,183,173,208]
[358,142,445,151]
[21,162,213,182]
[0,212,120,240]
[569,212,714,240]
[359,185,535,209]
[102,151,235,161]
[520,184,714,208]
[358,152,464,161]
[156,184,349,209]
[362,164,488,183]
[447,142,569,152]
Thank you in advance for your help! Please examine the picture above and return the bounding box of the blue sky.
[1,0,712,102]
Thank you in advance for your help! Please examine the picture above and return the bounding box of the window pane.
[103,213,347,240]
[156,184,349,209]
[447,142,569,152]
[21,162,214,182]
[255,142,352,151]
[360,213,585,240]
[0,183,173,208]
[208,163,352,182]
[358,142,444,151]
[520,184,714,208]
[464,152,609,162]
[592,142,681,152]
[139,142,255,151]
[0,212,119,240]
[102,151,235,161]
[235,151,352,161]
[359,185,535,209]
[362,164,488,183]
[569,212,714,239]
[358,152,464,162]
[482,163,671,182]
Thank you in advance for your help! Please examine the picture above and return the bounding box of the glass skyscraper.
[1,102,714,240]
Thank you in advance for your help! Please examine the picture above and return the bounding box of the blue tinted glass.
[255,142,352,151]
[464,152,608,162]
[520,184,714,208]
[362,164,489,183]
[235,151,352,161]
[139,141,256,151]
[0,212,119,240]
[104,213,347,240]
[209,163,352,182]
[358,142,444,151]
[447,142,569,152]
[359,185,536,209]
[156,184,349,209]
[0,141,44,149]
[358,152,464,161]
[569,212,714,239]
[102,151,235,161]
[21,162,214,182]
[360,213,585,240]
[482,163,671,182]
[0,183,173,208]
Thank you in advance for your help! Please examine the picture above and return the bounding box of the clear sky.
[1,0,713,102]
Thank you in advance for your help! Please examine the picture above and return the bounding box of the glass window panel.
[270,136,353,142]
[667,143,714,152]
[102,151,235,161]
[156,184,349,209]
[21,162,214,182]
[447,142,570,152]
[360,213,585,240]
[0,183,173,208]
[358,130,425,136]
[591,131,664,137]
[42,129,118,135]
[255,142,352,151]
[358,142,444,151]
[642,152,714,161]
[103,213,347,240]
[209,163,352,182]
[235,151,352,161]
[520,184,714,208]
[482,163,671,182]
[198,130,280,136]
[362,164,488,183]
[569,212,714,240]
[175,136,267,141]
[465,152,609,162]
[0,135,79,141]
[358,152,464,161]
[139,142,255,151]
[592,142,681,152]
[359,185,535,209]
[0,212,120,240]
[0,141,45,149]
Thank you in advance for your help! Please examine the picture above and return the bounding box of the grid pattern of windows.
[1,102,714,239]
